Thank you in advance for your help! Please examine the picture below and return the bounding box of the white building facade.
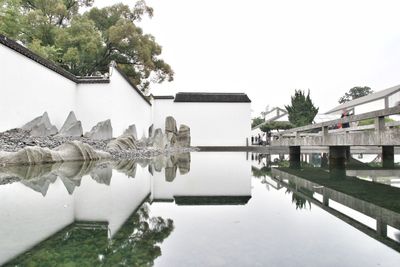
[0,34,251,146]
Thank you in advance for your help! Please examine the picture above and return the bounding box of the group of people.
[251,133,271,145]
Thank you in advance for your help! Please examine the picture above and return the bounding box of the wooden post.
[375,116,385,134]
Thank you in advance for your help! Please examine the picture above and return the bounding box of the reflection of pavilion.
[271,168,400,252]
[0,152,252,265]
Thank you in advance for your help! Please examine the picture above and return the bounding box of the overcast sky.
[96,0,400,115]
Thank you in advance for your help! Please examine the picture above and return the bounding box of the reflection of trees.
[285,181,312,210]
[251,166,271,178]
[6,203,174,266]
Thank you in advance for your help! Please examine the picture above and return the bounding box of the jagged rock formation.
[58,111,83,137]
[106,135,138,151]
[177,125,191,147]
[123,124,137,140]
[148,124,154,138]
[0,141,110,165]
[153,128,168,149]
[84,119,112,140]
[22,112,58,137]
[176,152,191,175]
[165,116,178,146]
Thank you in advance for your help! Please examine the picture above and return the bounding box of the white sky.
[95,0,400,115]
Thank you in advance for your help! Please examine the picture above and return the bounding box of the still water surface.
[1,152,400,266]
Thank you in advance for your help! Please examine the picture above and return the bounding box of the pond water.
[1,152,400,266]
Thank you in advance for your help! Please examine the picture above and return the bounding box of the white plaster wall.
[76,69,152,137]
[0,44,76,131]
[153,100,251,146]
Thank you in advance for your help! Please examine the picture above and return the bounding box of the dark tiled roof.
[114,67,152,106]
[0,34,109,84]
[153,95,175,100]
[174,196,252,205]
[174,92,251,103]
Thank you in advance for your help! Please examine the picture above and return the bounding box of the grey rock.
[177,152,191,175]
[107,135,137,151]
[84,119,112,140]
[123,125,137,140]
[148,124,154,138]
[22,112,58,137]
[153,128,168,149]
[59,111,83,137]
[177,124,191,147]
[165,116,178,135]
[90,164,112,185]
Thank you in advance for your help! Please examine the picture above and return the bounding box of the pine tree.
[285,90,319,127]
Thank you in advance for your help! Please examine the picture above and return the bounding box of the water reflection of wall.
[0,161,152,265]
[151,152,251,202]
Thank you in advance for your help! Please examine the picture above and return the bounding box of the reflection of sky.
[1,152,400,266]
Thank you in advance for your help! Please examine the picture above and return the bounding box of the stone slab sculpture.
[84,119,112,140]
[165,116,178,146]
[153,128,168,149]
[22,112,58,137]
[59,111,83,137]
[107,135,138,151]
[177,125,191,147]
[148,124,154,138]
[123,124,137,139]
[0,141,110,165]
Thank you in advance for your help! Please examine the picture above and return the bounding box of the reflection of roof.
[174,196,251,205]
[174,92,251,103]
[325,84,400,114]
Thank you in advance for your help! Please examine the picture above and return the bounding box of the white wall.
[0,44,76,131]
[76,70,152,137]
[0,43,153,137]
[153,100,251,146]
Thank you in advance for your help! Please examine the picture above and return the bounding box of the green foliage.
[0,0,173,92]
[338,86,373,104]
[285,90,319,127]
[251,117,265,128]
[259,121,294,133]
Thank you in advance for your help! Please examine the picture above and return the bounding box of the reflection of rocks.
[112,160,137,178]
[90,163,112,185]
[22,112,58,137]
[58,111,83,137]
[84,120,112,140]
[177,125,190,147]
[176,153,191,175]
[0,141,110,165]
[0,152,192,195]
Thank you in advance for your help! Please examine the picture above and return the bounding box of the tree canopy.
[0,0,173,93]
[285,90,319,127]
[251,117,265,128]
[338,86,373,104]
[259,121,293,133]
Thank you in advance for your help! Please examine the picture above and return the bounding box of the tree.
[285,90,319,127]
[251,117,265,128]
[259,121,293,134]
[338,86,373,104]
[0,0,173,93]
